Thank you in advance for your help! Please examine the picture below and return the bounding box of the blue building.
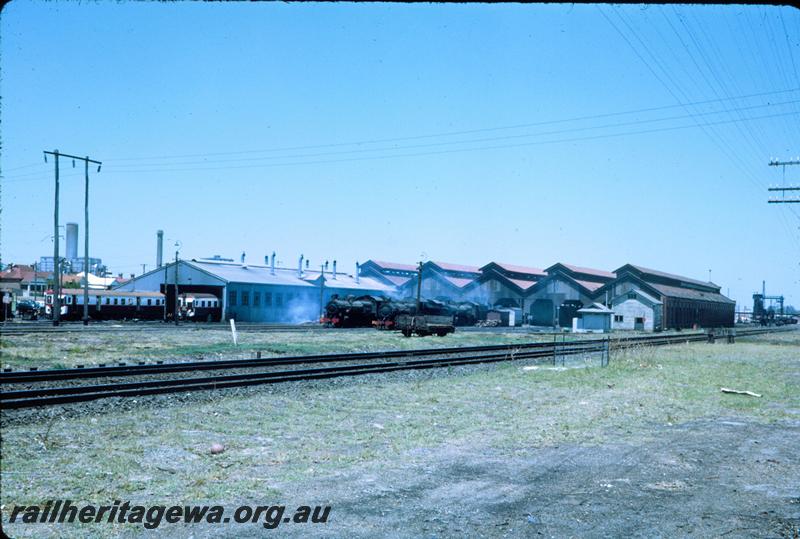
[113,256,394,323]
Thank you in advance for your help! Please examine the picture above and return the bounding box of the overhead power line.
[102,87,800,163]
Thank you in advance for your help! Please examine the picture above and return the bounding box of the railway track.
[0,322,336,336]
[0,327,787,409]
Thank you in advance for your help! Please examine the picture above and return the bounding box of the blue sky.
[2,2,799,309]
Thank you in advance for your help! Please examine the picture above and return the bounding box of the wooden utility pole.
[45,150,102,326]
[416,261,423,313]
[174,249,180,326]
[47,150,61,326]
[319,263,326,322]
[768,159,800,204]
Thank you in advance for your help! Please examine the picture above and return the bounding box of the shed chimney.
[156,230,164,268]
[271,252,276,275]
[355,261,360,284]
[332,260,337,280]
[241,251,246,264]
[298,254,304,277]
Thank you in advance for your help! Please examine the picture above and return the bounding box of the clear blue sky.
[2,2,799,309]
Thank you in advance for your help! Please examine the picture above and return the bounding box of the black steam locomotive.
[322,295,487,330]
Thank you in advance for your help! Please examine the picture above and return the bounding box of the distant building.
[525,263,616,327]
[596,264,735,329]
[38,256,103,274]
[463,262,547,310]
[114,257,394,323]
[1,264,52,297]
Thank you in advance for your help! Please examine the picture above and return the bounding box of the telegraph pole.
[45,150,102,326]
[45,150,61,325]
[319,262,326,322]
[416,261,423,313]
[768,158,800,204]
[174,247,180,326]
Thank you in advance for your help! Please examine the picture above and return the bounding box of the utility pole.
[319,262,327,322]
[416,261,423,313]
[45,150,102,326]
[163,257,168,322]
[45,150,61,326]
[174,246,180,326]
[768,158,800,204]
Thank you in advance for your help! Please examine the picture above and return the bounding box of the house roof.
[2,265,52,283]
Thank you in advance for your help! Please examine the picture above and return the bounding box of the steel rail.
[1,344,608,409]
[0,328,781,384]
[0,327,787,409]
[0,339,609,383]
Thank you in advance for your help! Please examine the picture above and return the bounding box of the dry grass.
[1,330,797,537]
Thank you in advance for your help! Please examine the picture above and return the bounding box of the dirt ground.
[277,418,800,539]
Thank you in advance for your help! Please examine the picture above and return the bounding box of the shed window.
[147,299,152,306]
[265,292,272,306]
[228,291,237,306]
[276,293,283,307]
[113,298,118,305]
[635,317,644,324]
[241,291,249,306]
[253,292,261,307]
[614,315,623,322]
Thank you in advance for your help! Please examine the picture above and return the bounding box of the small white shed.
[610,289,662,331]
[575,302,613,332]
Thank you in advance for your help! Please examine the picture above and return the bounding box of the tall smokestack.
[298,254,304,277]
[156,230,164,268]
[332,260,337,280]
[355,261,360,284]
[271,252,276,275]
[241,251,246,264]
[264,255,269,265]
[66,222,78,260]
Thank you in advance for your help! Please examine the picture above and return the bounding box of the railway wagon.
[396,314,455,337]
[45,289,166,321]
[178,293,222,322]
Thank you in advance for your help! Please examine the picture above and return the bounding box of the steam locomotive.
[322,295,487,330]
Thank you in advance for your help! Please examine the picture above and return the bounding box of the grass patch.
[1,330,797,538]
